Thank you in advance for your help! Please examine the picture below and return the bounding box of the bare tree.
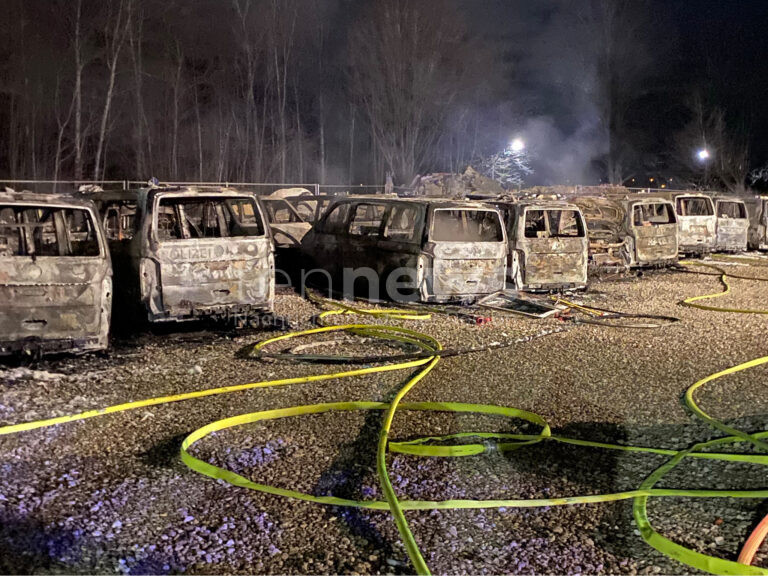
[349,1,468,184]
[93,0,132,181]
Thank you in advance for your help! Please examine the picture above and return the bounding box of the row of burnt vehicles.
[1,185,766,356]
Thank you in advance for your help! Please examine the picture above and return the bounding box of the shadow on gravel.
[139,432,191,469]
[0,514,78,574]
[314,408,402,573]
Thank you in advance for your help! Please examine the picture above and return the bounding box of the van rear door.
[426,208,506,299]
[520,208,587,288]
[714,200,749,251]
[0,202,111,354]
[145,193,273,320]
[631,202,678,264]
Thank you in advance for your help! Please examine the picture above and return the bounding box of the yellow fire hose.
[678,260,768,314]
[1,285,768,574]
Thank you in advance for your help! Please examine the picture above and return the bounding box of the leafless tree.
[349,1,467,184]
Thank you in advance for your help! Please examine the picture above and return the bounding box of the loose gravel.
[2,261,768,574]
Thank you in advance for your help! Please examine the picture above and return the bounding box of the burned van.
[667,193,716,254]
[0,191,111,355]
[95,186,274,323]
[301,198,507,302]
[494,200,588,291]
[741,195,768,250]
[573,196,678,268]
[713,197,749,252]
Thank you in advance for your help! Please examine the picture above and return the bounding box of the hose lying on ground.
[675,260,768,313]
[1,288,767,574]
[553,296,680,329]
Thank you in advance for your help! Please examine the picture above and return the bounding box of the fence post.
[313,183,320,196]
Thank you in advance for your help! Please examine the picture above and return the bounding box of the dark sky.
[457,0,768,184]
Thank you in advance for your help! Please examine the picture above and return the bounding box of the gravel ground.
[2,257,768,574]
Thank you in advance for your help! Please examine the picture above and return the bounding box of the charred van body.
[663,193,716,255]
[741,194,768,250]
[94,186,274,323]
[301,198,507,302]
[712,197,749,252]
[0,191,112,356]
[572,196,678,268]
[493,199,588,291]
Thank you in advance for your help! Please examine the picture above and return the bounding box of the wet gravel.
[2,259,768,574]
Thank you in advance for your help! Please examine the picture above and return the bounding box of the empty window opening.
[524,209,585,238]
[431,209,504,242]
[633,203,676,226]
[0,205,100,257]
[156,197,264,241]
[676,197,713,216]
[717,201,747,219]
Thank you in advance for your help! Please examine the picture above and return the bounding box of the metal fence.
[0,179,391,196]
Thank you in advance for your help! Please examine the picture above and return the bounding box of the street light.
[510,138,525,152]
[697,148,710,162]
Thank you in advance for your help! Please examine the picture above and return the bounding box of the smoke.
[521,114,607,186]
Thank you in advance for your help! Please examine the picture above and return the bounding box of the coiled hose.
[1,285,768,574]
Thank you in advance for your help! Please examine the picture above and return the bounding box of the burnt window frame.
[0,203,104,258]
[428,206,505,243]
[631,202,677,227]
[347,202,389,238]
[522,207,586,239]
[676,196,714,217]
[716,200,747,219]
[152,194,266,242]
[381,202,425,244]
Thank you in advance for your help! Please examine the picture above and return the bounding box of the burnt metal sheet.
[0,191,112,356]
[94,186,274,323]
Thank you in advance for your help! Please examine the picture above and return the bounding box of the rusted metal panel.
[93,186,274,323]
[0,191,112,356]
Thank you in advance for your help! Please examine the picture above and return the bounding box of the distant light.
[697,149,710,161]
[649,177,655,182]
[510,138,525,152]
[661,184,666,188]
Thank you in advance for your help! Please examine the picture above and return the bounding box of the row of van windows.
[0,206,100,257]
[156,197,265,240]
[319,203,504,243]
[524,210,584,238]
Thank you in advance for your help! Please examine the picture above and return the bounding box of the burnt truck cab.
[494,199,588,291]
[301,198,507,302]
[572,195,678,268]
[713,197,749,252]
[0,191,112,356]
[667,193,716,255]
[95,186,274,323]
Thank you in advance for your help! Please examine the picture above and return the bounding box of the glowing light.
[649,177,654,182]
[509,138,525,152]
[697,149,710,161]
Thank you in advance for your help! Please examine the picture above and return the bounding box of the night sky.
[2,0,767,188]
[465,0,768,185]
